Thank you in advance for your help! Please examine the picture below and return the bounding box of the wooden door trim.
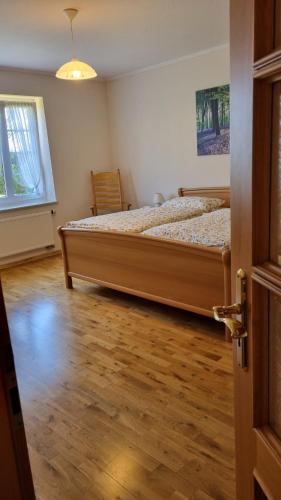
[257,425,281,457]
[254,57,281,80]
[263,262,281,279]
[254,49,281,71]
[252,267,281,296]
[254,427,281,500]
[253,262,281,280]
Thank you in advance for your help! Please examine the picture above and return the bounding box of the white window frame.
[0,94,56,211]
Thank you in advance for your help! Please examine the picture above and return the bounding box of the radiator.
[0,210,55,259]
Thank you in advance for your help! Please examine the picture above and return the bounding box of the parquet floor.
[2,256,235,500]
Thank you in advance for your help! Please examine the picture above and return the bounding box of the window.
[0,95,56,210]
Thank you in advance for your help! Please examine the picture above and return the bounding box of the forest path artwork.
[196,84,230,155]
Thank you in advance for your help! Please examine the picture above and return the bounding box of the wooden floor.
[2,256,235,500]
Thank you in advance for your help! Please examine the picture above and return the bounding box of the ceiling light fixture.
[56,8,97,81]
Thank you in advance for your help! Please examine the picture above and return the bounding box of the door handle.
[213,268,248,368]
[213,303,247,339]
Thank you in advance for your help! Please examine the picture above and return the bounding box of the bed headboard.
[178,186,231,208]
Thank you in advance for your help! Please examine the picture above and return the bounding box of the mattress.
[142,208,230,248]
[65,202,222,233]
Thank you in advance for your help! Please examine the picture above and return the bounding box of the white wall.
[106,45,230,207]
[0,69,110,262]
[0,45,230,263]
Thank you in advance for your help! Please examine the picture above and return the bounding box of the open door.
[221,0,281,498]
[0,278,35,499]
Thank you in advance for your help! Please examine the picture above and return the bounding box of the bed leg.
[66,275,73,289]
[58,226,73,290]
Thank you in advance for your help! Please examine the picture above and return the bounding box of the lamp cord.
[70,19,75,59]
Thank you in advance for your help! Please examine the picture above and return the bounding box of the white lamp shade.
[56,58,97,80]
[153,193,164,206]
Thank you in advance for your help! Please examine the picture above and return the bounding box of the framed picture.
[196,84,230,156]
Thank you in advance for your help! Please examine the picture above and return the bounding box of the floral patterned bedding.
[142,208,230,248]
[65,198,224,233]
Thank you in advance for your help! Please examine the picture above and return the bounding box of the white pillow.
[161,196,225,212]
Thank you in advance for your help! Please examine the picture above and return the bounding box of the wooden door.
[0,279,35,499]
[230,0,281,498]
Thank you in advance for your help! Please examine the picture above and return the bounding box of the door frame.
[231,0,281,498]
[0,279,35,499]
[230,0,255,495]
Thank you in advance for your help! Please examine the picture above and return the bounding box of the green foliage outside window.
[0,152,31,197]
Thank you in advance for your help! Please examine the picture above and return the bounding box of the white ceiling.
[0,0,229,79]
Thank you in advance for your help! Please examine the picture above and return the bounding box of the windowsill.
[0,199,58,214]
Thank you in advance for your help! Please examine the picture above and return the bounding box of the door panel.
[269,293,281,439]
[254,426,281,499]
[231,0,281,498]
[275,0,281,51]
[271,83,281,267]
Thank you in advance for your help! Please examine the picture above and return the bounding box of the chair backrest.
[91,169,123,214]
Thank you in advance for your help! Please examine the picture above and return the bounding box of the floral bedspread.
[142,208,230,248]
[65,205,211,233]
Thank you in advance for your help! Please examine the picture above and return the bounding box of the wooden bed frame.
[58,187,231,339]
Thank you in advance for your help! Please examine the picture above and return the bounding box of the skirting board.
[0,249,61,270]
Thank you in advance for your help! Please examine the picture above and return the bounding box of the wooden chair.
[90,169,131,216]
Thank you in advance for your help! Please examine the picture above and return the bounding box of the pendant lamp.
[56,8,97,81]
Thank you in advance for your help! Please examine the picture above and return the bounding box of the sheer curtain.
[5,103,42,193]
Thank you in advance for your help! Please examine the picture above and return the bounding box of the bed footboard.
[58,227,231,329]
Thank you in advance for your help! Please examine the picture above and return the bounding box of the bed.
[58,187,231,339]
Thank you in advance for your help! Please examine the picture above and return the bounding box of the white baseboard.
[0,248,61,270]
